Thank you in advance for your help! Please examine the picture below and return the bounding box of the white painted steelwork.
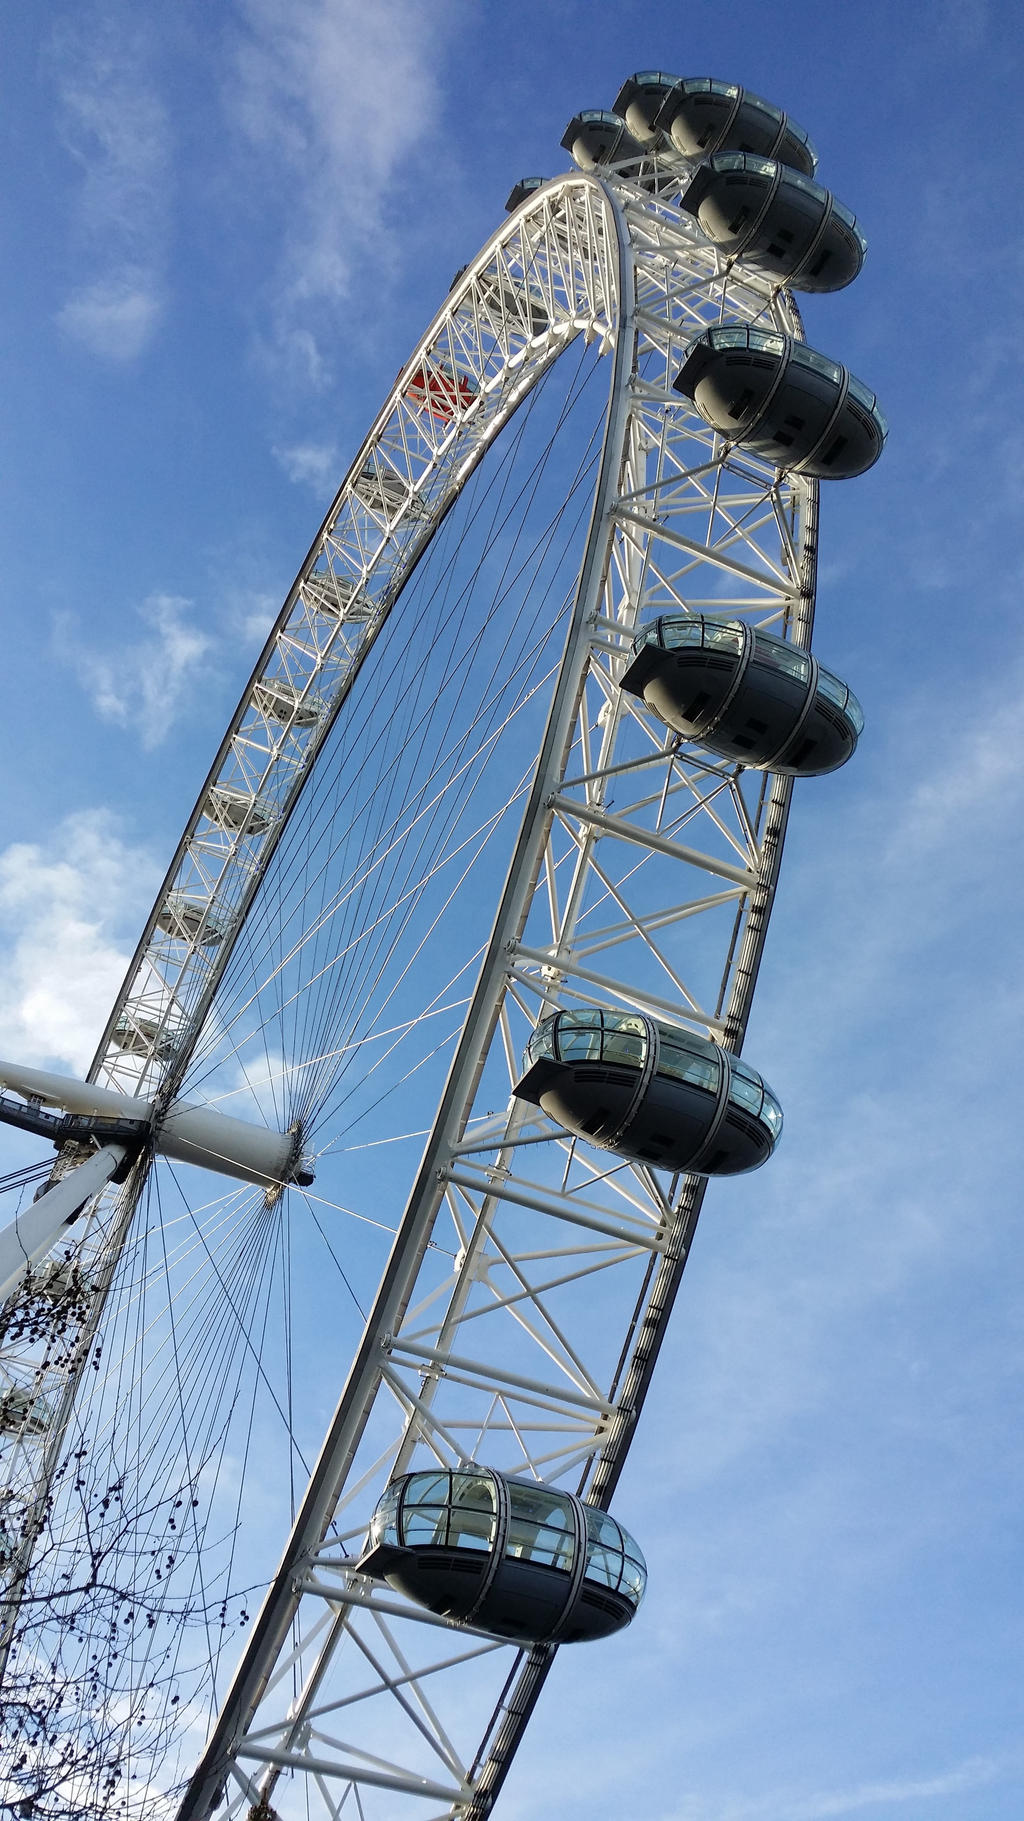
[0,177,621,1647]
[170,156,819,1817]
[0,1062,305,1190]
[0,1146,127,1308]
[0,1063,310,1306]
[0,128,840,1820]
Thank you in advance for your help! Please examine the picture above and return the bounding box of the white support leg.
[0,1144,126,1304]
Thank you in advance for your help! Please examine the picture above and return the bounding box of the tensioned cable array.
[1,334,611,1807]
[0,125,854,1816]
[181,340,607,1149]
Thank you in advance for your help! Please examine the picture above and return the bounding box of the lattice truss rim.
[0,172,623,1512]
[169,174,816,1820]
[1,159,818,1821]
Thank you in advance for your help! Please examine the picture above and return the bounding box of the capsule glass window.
[792,345,845,386]
[370,1483,401,1550]
[506,1483,576,1570]
[761,641,812,683]
[401,1472,451,1547]
[657,1028,723,1093]
[653,616,703,650]
[728,1058,766,1117]
[760,1088,784,1138]
[584,1509,647,1601]
[704,619,746,652]
[601,1015,648,1068]
[704,325,787,358]
[584,1510,627,1590]
[551,1009,603,1064]
[702,148,774,177]
[448,1472,499,1550]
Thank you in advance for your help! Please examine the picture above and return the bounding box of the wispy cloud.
[222,587,282,646]
[57,275,162,363]
[226,0,450,382]
[658,1754,1006,1821]
[935,0,989,49]
[0,812,157,1075]
[615,655,1024,1541]
[58,594,213,748]
[273,440,340,496]
[51,6,171,360]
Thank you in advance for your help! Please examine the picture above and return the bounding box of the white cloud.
[225,588,282,645]
[0,812,157,1076]
[273,440,340,495]
[58,594,213,749]
[226,0,450,379]
[51,7,171,360]
[55,272,162,362]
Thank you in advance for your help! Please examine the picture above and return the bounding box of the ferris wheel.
[0,68,885,1821]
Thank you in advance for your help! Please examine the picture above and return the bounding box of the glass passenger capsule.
[452,264,549,335]
[560,109,644,171]
[406,358,477,424]
[681,153,866,292]
[479,269,549,335]
[155,893,224,946]
[655,78,817,175]
[30,1259,88,1303]
[205,783,275,834]
[111,1012,177,1062]
[251,678,322,727]
[351,462,431,522]
[505,176,546,213]
[300,571,371,619]
[359,1467,647,1644]
[612,71,682,145]
[674,326,887,479]
[514,1009,782,1175]
[620,615,864,775]
[0,1387,51,1438]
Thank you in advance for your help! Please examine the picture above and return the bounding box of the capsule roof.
[655,77,817,176]
[611,70,681,144]
[360,1467,647,1645]
[681,152,866,292]
[505,176,546,213]
[560,109,645,171]
[675,326,887,480]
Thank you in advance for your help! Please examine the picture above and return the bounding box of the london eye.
[0,66,885,1820]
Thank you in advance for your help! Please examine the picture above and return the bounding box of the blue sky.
[3,1,1024,1817]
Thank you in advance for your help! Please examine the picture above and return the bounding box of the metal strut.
[3,154,820,1821]
[0,1060,314,1305]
